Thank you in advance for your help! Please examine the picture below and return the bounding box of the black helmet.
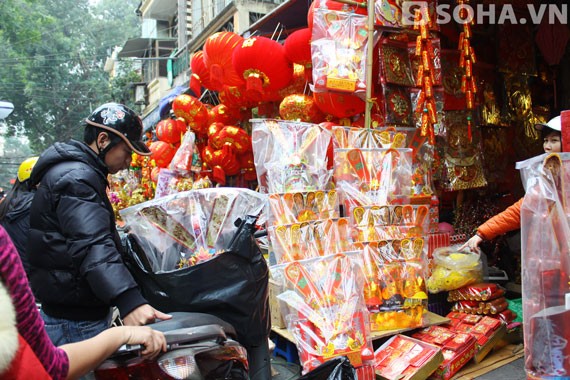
[86,103,151,156]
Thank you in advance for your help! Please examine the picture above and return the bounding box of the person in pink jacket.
[0,225,167,380]
[463,116,563,251]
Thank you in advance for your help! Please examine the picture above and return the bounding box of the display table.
[271,311,450,343]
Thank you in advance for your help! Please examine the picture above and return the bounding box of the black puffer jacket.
[1,191,34,275]
[28,140,146,321]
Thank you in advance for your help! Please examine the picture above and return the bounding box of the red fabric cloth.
[561,110,570,153]
[0,335,52,380]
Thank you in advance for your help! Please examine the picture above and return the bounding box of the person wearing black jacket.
[0,156,38,275]
[27,103,170,346]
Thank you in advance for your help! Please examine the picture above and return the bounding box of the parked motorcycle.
[94,312,250,379]
[119,212,271,380]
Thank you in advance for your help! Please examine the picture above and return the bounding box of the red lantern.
[208,104,239,125]
[202,145,240,185]
[189,51,212,96]
[155,118,187,144]
[218,85,256,110]
[284,28,312,81]
[150,166,161,183]
[207,122,225,142]
[210,125,252,154]
[203,32,245,90]
[171,94,209,135]
[313,91,366,119]
[275,64,308,100]
[232,36,293,102]
[239,150,257,182]
[279,94,325,123]
[149,141,178,168]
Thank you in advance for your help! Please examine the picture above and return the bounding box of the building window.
[249,12,265,24]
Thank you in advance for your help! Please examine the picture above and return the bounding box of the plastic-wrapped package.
[271,254,374,375]
[311,9,369,94]
[251,119,333,194]
[119,188,267,273]
[331,126,407,150]
[335,148,413,208]
[447,282,505,302]
[169,130,195,175]
[268,217,353,264]
[517,152,570,378]
[267,190,339,226]
[349,204,429,241]
[354,242,428,330]
[426,247,483,293]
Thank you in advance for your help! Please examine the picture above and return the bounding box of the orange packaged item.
[447,282,504,302]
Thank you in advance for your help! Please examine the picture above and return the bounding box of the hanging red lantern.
[190,51,211,95]
[207,122,225,142]
[202,145,240,185]
[171,94,209,135]
[149,141,178,168]
[210,125,252,154]
[208,104,239,125]
[313,91,366,119]
[218,85,250,109]
[273,64,307,101]
[203,32,245,91]
[280,94,325,123]
[232,36,293,102]
[150,166,161,183]
[284,28,312,82]
[239,150,257,182]
[155,118,187,144]
[189,51,212,96]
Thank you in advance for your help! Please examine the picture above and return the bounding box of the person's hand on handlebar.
[122,325,167,360]
[123,304,172,326]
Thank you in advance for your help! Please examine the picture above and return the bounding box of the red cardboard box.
[374,335,444,380]
[561,110,570,153]
[412,324,477,380]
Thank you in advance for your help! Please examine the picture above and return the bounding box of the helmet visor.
[86,119,151,156]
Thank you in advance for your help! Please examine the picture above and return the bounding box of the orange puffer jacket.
[477,198,523,241]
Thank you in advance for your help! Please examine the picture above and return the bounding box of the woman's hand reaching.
[460,234,483,253]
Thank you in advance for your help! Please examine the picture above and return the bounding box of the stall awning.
[246,0,310,37]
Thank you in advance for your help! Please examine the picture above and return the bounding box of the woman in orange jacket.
[463,116,563,251]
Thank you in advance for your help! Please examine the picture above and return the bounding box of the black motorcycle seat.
[148,311,238,339]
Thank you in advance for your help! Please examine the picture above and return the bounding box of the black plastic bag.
[121,215,270,348]
[298,357,357,380]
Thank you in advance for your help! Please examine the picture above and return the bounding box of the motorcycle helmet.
[17,156,39,183]
[85,103,151,156]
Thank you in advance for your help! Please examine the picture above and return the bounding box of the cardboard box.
[473,324,507,364]
[269,279,286,328]
[430,338,477,380]
[374,334,444,380]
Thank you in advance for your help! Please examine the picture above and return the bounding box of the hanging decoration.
[171,94,210,136]
[457,0,477,141]
[279,94,325,123]
[413,6,437,144]
[203,32,245,91]
[155,118,187,144]
[284,28,313,82]
[149,141,178,169]
[189,51,212,97]
[232,36,293,102]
